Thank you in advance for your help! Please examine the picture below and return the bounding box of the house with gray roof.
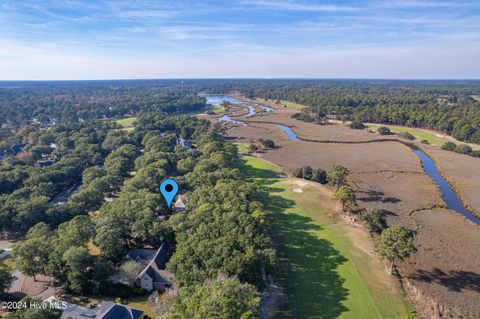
[126,244,172,292]
[53,298,143,319]
[173,194,187,213]
[97,301,143,319]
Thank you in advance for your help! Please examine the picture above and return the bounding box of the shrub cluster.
[293,165,327,184]
[442,142,480,158]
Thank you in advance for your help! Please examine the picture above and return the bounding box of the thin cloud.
[238,0,359,12]
[0,0,479,79]
[375,0,478,8]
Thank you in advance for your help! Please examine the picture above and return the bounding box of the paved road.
[1,240,55,299]
[1,241,23,296]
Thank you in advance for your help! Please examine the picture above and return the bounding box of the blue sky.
[0,0,479,79]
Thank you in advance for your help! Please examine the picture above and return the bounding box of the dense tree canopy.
[163,276,259,319]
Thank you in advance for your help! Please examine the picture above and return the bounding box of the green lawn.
[187,104,225,116]
[115,117,137,128]
[330,120,479,149]
[279,100,307,110]
[366,124,451,147]
[239,156,409,319]
[234,142,249,154]
[121,296,157,318]
[248,98,306,111]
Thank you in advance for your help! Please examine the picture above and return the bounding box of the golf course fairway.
[239,155,411,319]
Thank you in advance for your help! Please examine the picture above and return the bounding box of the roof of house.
[38,160,54,167]
[127,248,157,262]
[137,244,170,284]
[11,144,25,155]
[98,302,143,319]
[173,195,187,209]
[60,304,98,319]
[45,297,98,319]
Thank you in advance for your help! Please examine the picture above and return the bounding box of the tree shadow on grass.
[410,268,480,293]
[272,206,350,319]
[238,156,350,318]
[356,190,401,204]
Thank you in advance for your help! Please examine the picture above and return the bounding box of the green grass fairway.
[234,142,249,154]
[188,104,225,116]
[279,100,307,110]
[250,98,306,110]
[239,156,409,319]
[115,117,137,128]
[366,124,451,146]
[331,120,479,149]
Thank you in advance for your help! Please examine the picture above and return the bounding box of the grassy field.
[329,119,479,149]
[234,141,249,154]
[279,100,307,110]
[366,123,451,146]
[246,97,306,111]
[115,117,137,127]
[113,117,137,131]
[238,155,409,319]
[188,104,225,116]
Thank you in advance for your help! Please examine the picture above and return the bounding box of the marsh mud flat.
[200,100,480,318]
[275,123,480,226]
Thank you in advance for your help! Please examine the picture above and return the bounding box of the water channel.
[209,95,480,224]
[275,123,480,225]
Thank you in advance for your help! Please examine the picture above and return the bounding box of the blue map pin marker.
[160,179,179,207]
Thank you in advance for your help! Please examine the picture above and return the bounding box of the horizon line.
[1,77,480,82]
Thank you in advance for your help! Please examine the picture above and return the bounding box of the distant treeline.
[2,79,480,144]
[0,83,205,128]
[192,79,480,144]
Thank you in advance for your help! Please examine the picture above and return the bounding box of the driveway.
[0,240,13,251]
[1,241,23,296]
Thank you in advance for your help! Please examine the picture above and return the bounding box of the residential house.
[0,149,14,159]
[38,160,54,167]
[48,297,144,319]
[126,244,171,292]
[176,138,192,149]
[97,301,144,319]
[173,195,187,213]
[11,144,25,155]
[59,302,98,319]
